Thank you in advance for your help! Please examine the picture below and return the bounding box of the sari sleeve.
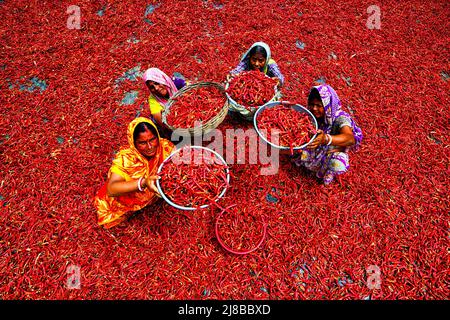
[230,60,247,75]
[109,153,133,181]
[148,95,164,115]
[267,59,284,85]
[335,115,353,129]
[110,166,132,181]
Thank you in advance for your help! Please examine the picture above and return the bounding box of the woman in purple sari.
[295,84,363,185]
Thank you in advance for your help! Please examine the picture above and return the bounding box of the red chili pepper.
[166,86,226,129]
[215,205,267,255]
[227,70,277,110]
[257,105,315,148]
[159,147,228,208]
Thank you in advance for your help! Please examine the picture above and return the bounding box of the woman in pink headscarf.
[143,68,186,129]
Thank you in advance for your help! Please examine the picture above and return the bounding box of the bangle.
[326,134,332,146]
[137,177,144,192]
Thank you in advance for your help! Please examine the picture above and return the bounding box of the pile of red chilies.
[227,70,277,110]
[216,207,265,253]
[166,86,225,128]
[159,148,229,208]
[257,105,316,149]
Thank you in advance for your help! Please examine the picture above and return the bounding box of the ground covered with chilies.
[0,0,448,300]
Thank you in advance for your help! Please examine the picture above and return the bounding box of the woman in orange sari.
[95,117,175,228]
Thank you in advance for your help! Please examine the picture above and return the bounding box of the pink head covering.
[142,67,178,104]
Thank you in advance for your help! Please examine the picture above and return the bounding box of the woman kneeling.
[95,117,175,228]
[295,85,363,185]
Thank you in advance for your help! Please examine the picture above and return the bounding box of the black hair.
[133,121,159,142]
[308,88,322,102]
[248,45,267,59]
[145,80,153,89]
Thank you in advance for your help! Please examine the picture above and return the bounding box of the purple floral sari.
[295,85,363,184]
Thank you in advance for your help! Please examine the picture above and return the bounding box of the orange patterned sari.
[95,117,175,228]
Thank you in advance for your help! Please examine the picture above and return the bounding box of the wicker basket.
[224,75,282,121]
[253,101,319,151]
[163,82,229,136]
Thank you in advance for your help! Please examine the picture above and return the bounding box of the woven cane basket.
[224,76,281,121]
[163,82,229,136]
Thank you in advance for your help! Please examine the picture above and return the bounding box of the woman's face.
[249,53,266,71]
[146,80,168,98]
[308,98,325,119]
[135,129,159,158]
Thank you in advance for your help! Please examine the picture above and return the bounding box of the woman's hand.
[273,77,282,88]
[143,175,161,194]
[226,73,235,82]
[306,129,327,149]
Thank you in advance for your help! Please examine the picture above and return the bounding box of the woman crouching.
[95,117,175,228]
[295,84,363,185]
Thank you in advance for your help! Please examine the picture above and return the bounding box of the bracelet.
[137,177,144,192]
[326,134,332,146]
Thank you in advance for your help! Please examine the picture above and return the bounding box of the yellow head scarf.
[110,117,169,181]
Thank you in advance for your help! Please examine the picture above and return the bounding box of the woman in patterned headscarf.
[295,84,363,185]
[143,67,186,129]
[229,41,285,86]
[95,117,175,228]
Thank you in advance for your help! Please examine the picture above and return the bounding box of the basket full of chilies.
[254,101,318,154]
[156,146,230,211]
[163,82,229,136]
[225,70,281,121]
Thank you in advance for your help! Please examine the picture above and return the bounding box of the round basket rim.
[253,101,319,150]
[215,207,267,255]
[156,145,230,211]
[163,81,229,133]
